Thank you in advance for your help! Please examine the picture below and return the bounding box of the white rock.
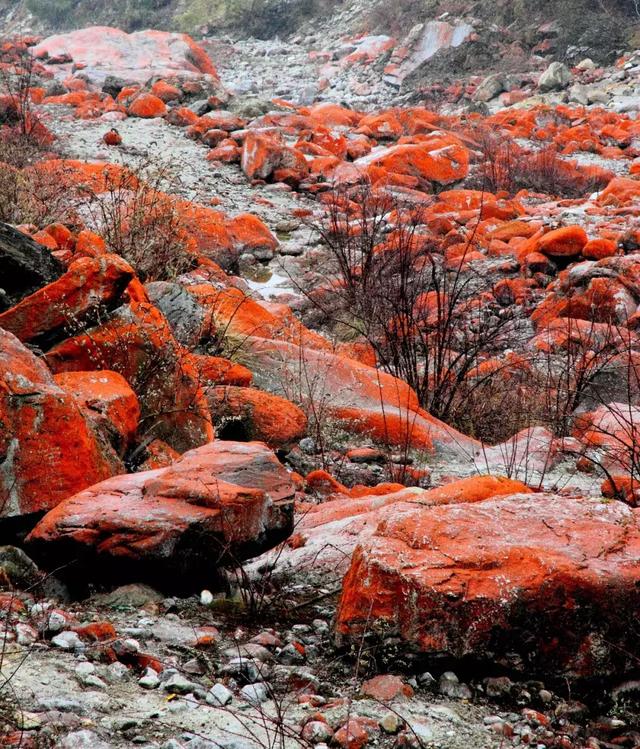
[51,631,84,651]
[538,61,572,92]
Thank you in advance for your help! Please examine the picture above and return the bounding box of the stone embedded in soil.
[26,440,296,592]
[336,493,640,679]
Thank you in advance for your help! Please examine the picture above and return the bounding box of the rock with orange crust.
[54,370,140,457]
[26,441,296,592]
[44,300,213,452]
[241,131,309,182]
[0,254,135,348]
[206,386,307,448]
[0,328,121,518]
[336,493,640,678]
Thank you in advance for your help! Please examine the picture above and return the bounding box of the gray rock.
[438,671,472,699]
[206,683,233,706]
[105,662,130,683]
[221,657,262,683]
[0,545,40,589]
[473,73,505,102]
[538,62,572,92]
[223,643,273,663]
[240,682,269,705]
[57,730,114,749]
[91,583,163,609]
[277,643,305,665]
[139,667,160,690]
[145,282,207,349]
[163,672,200,695]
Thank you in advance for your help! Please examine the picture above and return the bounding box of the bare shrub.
[472,126,606,198]
[75,156,195,282]
[302,185,514,431]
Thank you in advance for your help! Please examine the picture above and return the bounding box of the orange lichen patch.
[357,111,404,139]
[75,230,107,258]
[354,134,469,186]
[53,370,140,453]
[597,176,640,206]
[29,159,136,193]
[206,386,307,448]
[601,475,640,506]
[489,220,542,242]
[582,237,619,260]
[0,328,120,517]
[350,483,405,498]
[74,622,118,642]
[188,353,253,387]
[306,470,349,496]
[139,439,181,471]
[128,93,167,118]
[166,106,199,126]
[241,131,309,181]
[332,407,435,451]
[151,80,182,102]
[307,102,362,128]
[227,213,278,254]
[537,225,588,257]
[31,229,58,251]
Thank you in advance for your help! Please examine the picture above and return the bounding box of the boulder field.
[2,27,640,706]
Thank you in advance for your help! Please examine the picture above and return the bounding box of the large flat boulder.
[26,441,296,592]
[336,493,640,679]
[32,27,220,85]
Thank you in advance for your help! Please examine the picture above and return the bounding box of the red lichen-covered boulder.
[227,213,279,257]
[353,135,469,186]
[26,441,296,592]
[0,254,134,347]
[128,93,167,118]
[336,493,640,678]
[44,300,213,452]
[53,370,140,457]
[206,386,307,448]
[32,27,220,85]
[537,226,588,257]
[241,131,309,181]
[260,475,530,578]
[0,329,120,519]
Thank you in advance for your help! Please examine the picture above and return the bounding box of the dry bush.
[75,156,195,282]
[472,127,605,198]
[303,185,515,430]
